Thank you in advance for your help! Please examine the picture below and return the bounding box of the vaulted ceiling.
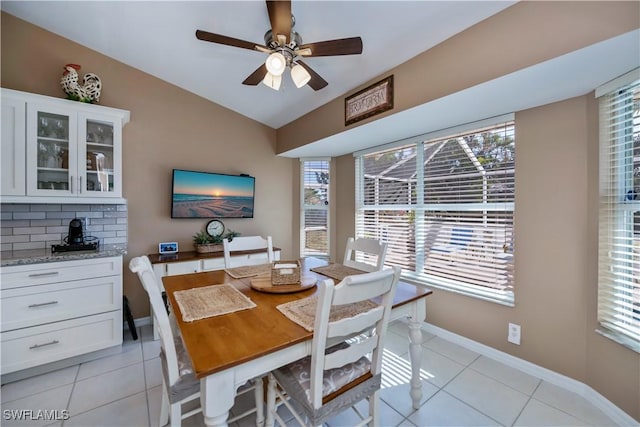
[1,1,515,128]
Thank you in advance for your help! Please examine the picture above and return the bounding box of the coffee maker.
[51,218,99,253]
[68,218,84,244]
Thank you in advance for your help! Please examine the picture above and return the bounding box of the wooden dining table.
[163,257,433,427]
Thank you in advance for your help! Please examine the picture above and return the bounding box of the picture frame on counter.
[159,242,178,254]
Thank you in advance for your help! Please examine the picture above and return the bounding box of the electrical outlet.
[508,323,521,345]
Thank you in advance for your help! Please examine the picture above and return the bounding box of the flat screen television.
[171,169,255,218]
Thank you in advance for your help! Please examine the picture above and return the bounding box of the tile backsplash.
[0,203,127,252]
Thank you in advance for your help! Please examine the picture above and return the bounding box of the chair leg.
[265,373,277,427]
[254,376,265,427]
[369,391,380,427]
[159,384,170,427]
[170,401,181,427]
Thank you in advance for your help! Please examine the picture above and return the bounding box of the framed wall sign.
[345,75,394,126]
[159,241,178,254]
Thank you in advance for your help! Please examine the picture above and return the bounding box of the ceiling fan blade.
[297,61,328,91]
[298,37,363,57]
[266,0,291,44]
[196,30,267,52]
[242,64,268,86]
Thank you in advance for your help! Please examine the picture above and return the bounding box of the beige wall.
[286,1,640,419]
[277,1,640,154]
[1,12,295,320]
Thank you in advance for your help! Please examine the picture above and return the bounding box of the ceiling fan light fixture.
[291,63,311,88]
[265,52,286,76]
[262,72,282,90]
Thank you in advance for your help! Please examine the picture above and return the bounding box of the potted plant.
[192,230,240,254]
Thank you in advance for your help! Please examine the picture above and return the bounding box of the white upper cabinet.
[1,88,130,203]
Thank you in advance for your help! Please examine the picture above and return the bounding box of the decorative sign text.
[345,76,393,125]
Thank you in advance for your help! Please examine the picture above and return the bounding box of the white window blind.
[301,159,330,259]
[356,120,515,304]
[597,71,640,350]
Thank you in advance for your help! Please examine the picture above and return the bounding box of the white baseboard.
[122,315,152,331]
[422,322,638,427]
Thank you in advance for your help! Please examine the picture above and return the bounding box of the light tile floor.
[1,321,620,427]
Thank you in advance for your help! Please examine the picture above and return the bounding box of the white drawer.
[1,275,122,332]
[202,257,225,271]
[1,256,122,290]
[166,260,200,276]
[1,311,122,374]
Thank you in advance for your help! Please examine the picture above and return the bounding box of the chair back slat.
[324,338,378,371]
[223,235,274,268]
[129,256,180,385]
[343,237,387,272]
[309,267,400,409]
[326,307,384,338]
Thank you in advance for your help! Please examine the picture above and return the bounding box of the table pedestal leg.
[408,316,423,410]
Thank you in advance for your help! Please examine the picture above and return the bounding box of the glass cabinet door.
[79,114,121,197]
[28,106,76,196]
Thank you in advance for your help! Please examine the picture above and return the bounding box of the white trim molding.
[422,323,638,427]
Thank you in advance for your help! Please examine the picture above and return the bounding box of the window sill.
[595,327,640,354]
[402,272,515,307]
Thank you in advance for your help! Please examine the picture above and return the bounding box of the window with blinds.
[301,159,330,259]
[356,118,515,304]
[597,70,640,351]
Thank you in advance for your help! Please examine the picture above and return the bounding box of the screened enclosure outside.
[356,119,516,304]
[301,159,329,259]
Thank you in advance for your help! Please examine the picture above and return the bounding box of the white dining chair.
[129,256,264,427]
[265,266,401,427]
[223,235,274,268]
[343,237,388,272]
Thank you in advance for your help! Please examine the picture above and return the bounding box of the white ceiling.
[2,2,638,159]
[1,0,515,129]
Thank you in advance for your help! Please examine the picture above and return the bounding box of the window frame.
[300,158,330,260]
[596,69,640,352]
[354,114,516,305]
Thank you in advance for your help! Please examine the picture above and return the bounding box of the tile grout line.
[508,378,543,427]
[60,365,81,427]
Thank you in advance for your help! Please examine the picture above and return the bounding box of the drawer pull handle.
[28,272,60,278]
[28,301,59,308]
[29,340,59,350]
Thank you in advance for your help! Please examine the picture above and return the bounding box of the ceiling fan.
[195,0,363,91]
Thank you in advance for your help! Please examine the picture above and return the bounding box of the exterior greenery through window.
[355,118,516,304]
[301,159,329,259]
[597,71,640,351]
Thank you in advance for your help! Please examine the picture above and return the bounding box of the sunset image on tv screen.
[171,170,255,218]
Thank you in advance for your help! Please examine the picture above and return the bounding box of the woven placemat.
[225,263,271,279]
[174,284,256,322]
[310,264,367,282]
[277,296,378,332]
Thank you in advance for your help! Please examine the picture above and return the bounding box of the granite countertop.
[0,244,127,267]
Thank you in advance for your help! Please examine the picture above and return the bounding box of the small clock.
[206,219,225,238]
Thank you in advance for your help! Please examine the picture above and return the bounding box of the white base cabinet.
[0,257,123,375]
